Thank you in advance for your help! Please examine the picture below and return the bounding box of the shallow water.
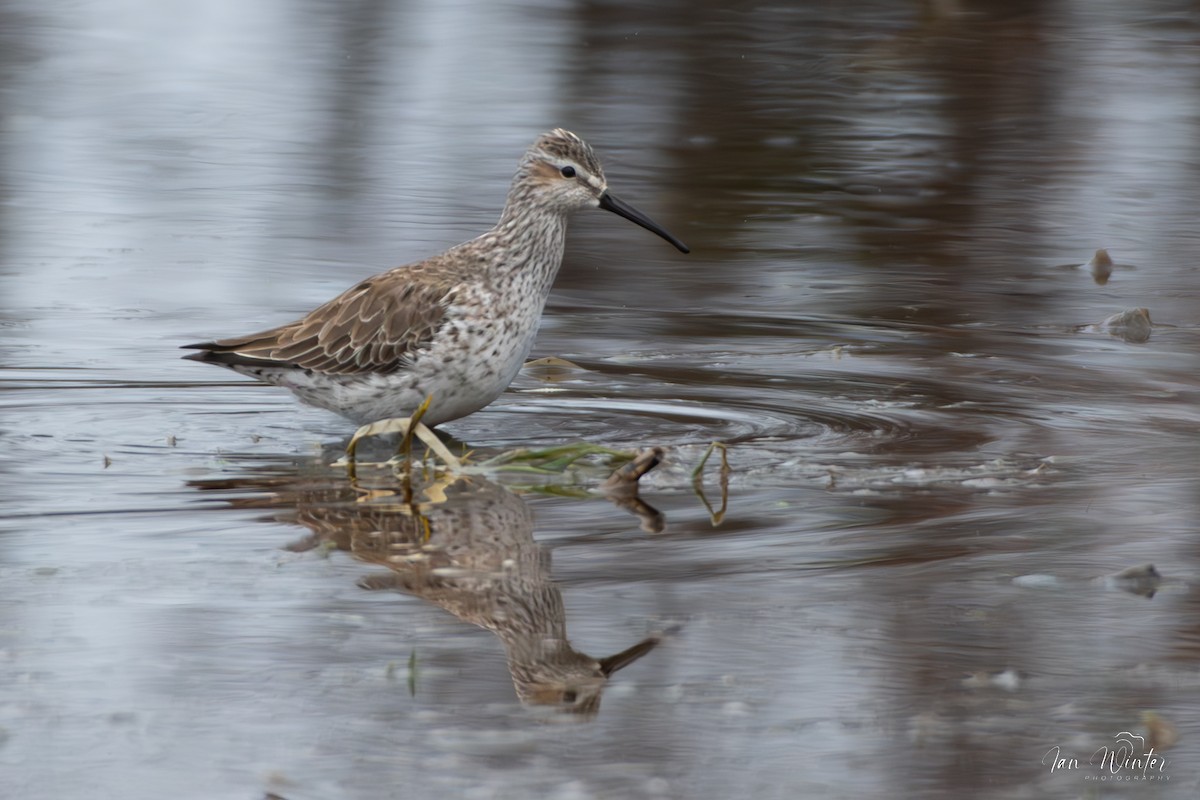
[3,1,1200,798]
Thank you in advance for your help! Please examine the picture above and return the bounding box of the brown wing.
[183,271,454,375]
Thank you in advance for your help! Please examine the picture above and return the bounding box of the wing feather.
[183,271,454,375]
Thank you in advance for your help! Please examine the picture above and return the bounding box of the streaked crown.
[529,128,604,179]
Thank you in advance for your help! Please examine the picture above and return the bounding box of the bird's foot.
[343,417,462,472]
[341,396,463,474]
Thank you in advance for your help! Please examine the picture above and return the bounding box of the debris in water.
[1098,563,1162,598]
[1084,248,1114,284]
[962,668,1022,691]
[1100,307,1152,343]
[601,446,663,492]
[1142,711,1178,752]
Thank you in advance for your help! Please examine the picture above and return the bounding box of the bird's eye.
[560,166,576,178]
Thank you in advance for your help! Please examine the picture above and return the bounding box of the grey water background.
[3,1,1200,798]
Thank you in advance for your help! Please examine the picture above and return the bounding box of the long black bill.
[597,635,662,677]
[599,191,690,253]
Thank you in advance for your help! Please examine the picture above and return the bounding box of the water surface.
[2,2,1199,798]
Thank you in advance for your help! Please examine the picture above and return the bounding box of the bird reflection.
[193,467,660,715]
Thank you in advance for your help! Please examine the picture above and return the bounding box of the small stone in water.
[1101,307,1152,343]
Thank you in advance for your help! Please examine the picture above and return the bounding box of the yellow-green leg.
[344,396,463,471]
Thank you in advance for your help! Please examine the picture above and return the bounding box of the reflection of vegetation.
[692,442,731,526]
[476,443,636,475]
[341,436,638,488]
[338,424,733,530]
[462,442,724,532]
[339,438,719,532]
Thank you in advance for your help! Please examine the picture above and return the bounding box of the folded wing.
[182,275,452,376]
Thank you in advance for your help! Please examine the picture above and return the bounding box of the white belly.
[270,290,545,427]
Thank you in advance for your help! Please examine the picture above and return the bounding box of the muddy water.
[2,2,1199,798]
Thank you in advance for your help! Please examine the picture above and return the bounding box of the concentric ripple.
[449,363,983,466]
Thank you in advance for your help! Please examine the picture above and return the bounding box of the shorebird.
[183,129,688,463]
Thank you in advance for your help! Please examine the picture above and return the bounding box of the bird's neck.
[487,192,570,297]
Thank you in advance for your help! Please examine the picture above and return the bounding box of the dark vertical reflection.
[294,0,400,206]
[0,2,47,518]
[846,3,1057,302]
[0,2,45,278]
[1165,50,1200,669]
[660,1,1063,319]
